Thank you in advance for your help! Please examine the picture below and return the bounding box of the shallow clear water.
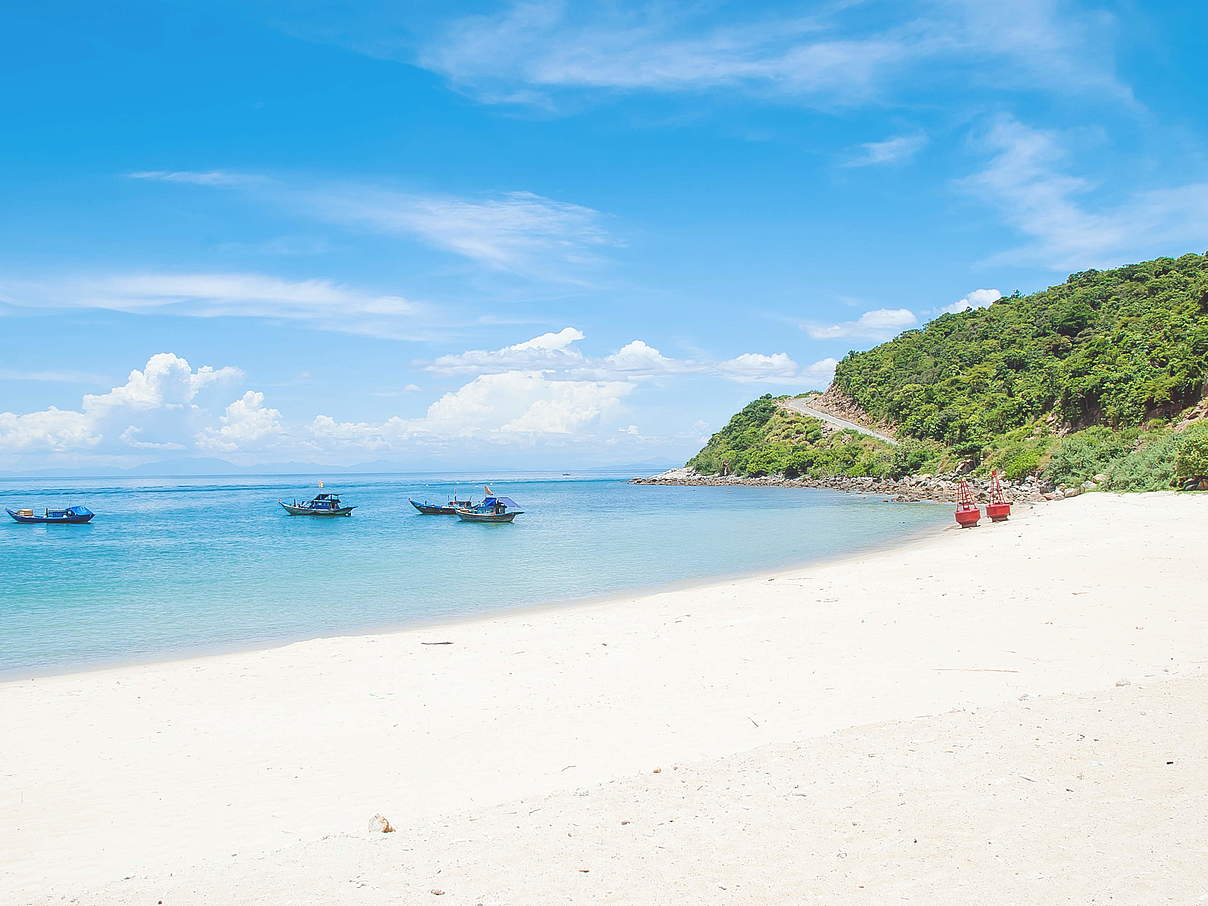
[0,473,948,677]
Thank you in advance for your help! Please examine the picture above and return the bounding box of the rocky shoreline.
[630,467,1083,504]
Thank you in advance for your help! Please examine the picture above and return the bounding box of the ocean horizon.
[0,473,948,678]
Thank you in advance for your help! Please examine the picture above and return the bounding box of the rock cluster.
[631,468,1053,504]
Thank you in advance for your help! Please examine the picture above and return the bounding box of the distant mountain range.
[0,457,678,479]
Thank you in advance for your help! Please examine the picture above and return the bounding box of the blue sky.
[2,0,1207,472]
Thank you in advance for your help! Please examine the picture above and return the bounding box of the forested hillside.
[688,253,1208,490]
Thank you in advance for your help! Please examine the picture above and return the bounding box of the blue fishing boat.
[409,494,475,515]
[7,505,95,524]
[279,492,355,516]
[455,493,524,523]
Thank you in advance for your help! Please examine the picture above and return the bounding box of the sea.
[0,473,949,678]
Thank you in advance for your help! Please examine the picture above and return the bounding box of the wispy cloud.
[3,272,427,340]
[804,307,917,340]
[843,132,927,167]
[963,115,1208,270]
[426,327,587,374]
[129,170,614,281]
[305,187,613,278]
[0,369,109,384]
[397,0,1128,109]
[129,170,260,187]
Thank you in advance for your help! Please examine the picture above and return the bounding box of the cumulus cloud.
[197,391,285,453]
[424,329,809,385]
[600,340,687,376]
[718,352,798,383]
[804,308,917,340]
[0,407,95,453]
[307,370,635,449]
[942,288,1002,314]
[0,353,242,454]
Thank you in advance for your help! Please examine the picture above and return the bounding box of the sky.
[2,0,1208,473]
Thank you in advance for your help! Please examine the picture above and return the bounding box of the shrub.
[1102,431,1180,491]
[1003,449,1043,481]
[1174,422,1208,482]
[888,439,943,477]
[1044,426,1136,487]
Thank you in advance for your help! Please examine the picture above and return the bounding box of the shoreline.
[5,492,1205,903]
[1,493,951,684]
[632,467,1056,502]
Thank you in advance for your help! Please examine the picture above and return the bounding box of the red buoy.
[986,469,1012,522]
[954,479,981,527]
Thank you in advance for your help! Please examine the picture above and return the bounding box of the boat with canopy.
[279,492,356,516]
[455,490,523,523]
[6,505,95,524]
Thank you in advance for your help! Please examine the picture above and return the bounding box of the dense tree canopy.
[834,253,1208,449]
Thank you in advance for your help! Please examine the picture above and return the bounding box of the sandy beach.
[3,492,1206,904]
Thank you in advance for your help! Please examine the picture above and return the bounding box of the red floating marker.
[986,468,1012,522]
[955,478,981,527]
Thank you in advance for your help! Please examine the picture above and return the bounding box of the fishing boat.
[409,494,475,515]
[6,505,95,524]
[455,494,523,523]
[279,492,355,516]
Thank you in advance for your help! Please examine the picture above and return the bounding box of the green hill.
[688,253,1208,491]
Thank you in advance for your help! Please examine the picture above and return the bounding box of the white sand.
[3,492,1206,904]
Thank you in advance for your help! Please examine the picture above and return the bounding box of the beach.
[3,492,1206,904]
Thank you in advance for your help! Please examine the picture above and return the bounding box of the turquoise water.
[0,474,947,678]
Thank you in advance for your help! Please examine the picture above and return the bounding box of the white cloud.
[601,340,685,376]
[308,370,635,448]
[424,330,803,385]
[942,288,1002,314]
[130,171,613,281]
[843,133,927,167]
[0,407,95,453]
[0,353,242,454]
[718,352,798,383]
[401,0,1126,108]
[0,369,109,384]
[805,308,917,340]
[426,327,586,374]
[129,170,258,187]
[5,272,424,340]
[198,391,285,453]
[422,370,631,436]
[801,356,839,388]
[311,188,612,277]
[964,115,1208,270]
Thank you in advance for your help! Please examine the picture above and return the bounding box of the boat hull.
[6,508,94,524]
[409,499,457,515]
[455,509,521,523]
[280,502,355,516]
